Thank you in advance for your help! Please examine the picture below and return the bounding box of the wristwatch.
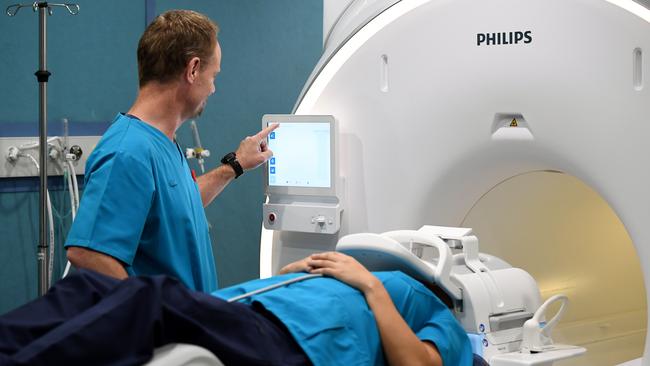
[220,152,244,178]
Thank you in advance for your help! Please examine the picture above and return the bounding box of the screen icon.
[270,132,275,139]
[270,167,276,174]
[270,157,275,165]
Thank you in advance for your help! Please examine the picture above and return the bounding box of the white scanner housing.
[261,1,650,365]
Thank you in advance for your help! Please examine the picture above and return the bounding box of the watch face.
[221,152,235,164]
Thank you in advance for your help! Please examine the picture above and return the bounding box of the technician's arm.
[197,165,236,207]
[66,246,128,280]
[307,252,442,366]
[197,124,278,207]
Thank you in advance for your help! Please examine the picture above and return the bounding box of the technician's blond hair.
[137,9,219,87]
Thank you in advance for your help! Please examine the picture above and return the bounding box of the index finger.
[255,123,279,140]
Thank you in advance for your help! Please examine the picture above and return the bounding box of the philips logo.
[477,31,532,46]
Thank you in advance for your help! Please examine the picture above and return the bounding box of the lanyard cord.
[227,273,323,303]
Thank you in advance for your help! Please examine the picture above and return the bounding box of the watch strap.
[221,152,244,178]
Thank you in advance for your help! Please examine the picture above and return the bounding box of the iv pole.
[6,2,79,295]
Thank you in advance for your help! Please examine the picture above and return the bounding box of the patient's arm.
[363,282,443,366]
[66,246,128,279]
[307,252,443,366]
[278,257,312,274]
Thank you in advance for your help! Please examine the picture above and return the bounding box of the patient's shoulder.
[373,271,433,301]
[375,271,428,290]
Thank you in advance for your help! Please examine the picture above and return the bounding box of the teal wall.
[0,0,322,313]
[0,0,142,123]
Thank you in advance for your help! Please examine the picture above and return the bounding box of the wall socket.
[0,136,101,178]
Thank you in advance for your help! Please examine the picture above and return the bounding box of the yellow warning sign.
[510,118,518,127]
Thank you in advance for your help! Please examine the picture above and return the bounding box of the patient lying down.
[0,252,482,366]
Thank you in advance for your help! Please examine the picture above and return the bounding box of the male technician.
[64,10,276,292]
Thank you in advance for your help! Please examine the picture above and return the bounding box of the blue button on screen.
[270,132,275,139]
[270,167,276,174]
[270,157,275,165]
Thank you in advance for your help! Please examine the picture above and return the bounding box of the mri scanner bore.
[463,171,647,366]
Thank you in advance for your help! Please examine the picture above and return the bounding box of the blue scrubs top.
[214,271,472,366]
[65,113,217,292]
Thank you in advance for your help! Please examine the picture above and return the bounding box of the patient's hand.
[307,252,381,294]
[278,257,312,274]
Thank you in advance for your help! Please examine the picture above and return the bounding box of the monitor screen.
[266,122,331,188]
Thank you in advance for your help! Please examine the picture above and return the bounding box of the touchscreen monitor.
[262,115,336,197]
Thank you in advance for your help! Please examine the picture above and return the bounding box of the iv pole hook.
[6,2,80,17]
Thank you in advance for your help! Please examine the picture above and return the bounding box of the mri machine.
[257,0,650,365]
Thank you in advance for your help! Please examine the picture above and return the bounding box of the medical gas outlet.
[1,136,99,178]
